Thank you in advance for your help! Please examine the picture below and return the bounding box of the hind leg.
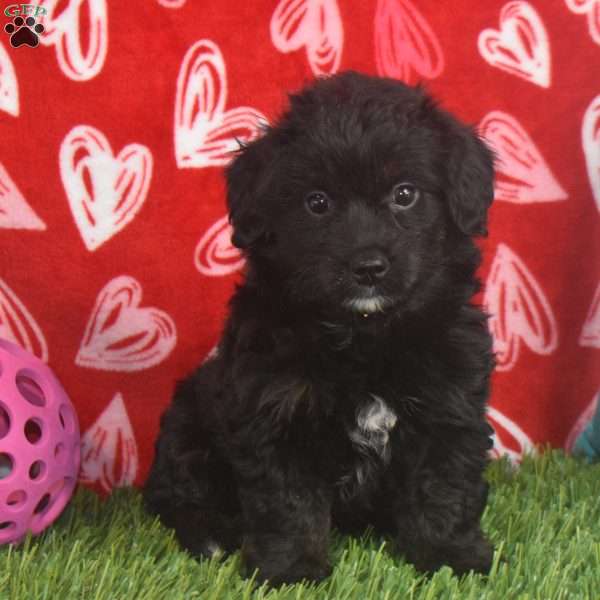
[165,452,243,558]
[144,435,243,558]
[172,505,241,557]
[144,372,242,557]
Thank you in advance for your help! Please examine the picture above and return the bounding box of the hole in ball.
[25,419,43,444]
[0,404,9,440]
[16,371,47,407]
[0,521,16,542]
[0,521,16,541]
[54,443,66,463]
[33,493,51,515]
[0,453,13,480]
[29,460,45,480]
[58,404,75,433]
[6,490,27,508]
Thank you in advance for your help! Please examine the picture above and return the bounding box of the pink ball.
[0,338,80,544]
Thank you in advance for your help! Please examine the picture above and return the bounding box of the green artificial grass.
[2,451,600,600]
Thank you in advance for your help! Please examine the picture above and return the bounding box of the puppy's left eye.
[305,191,331,215]
[392,183,420,209]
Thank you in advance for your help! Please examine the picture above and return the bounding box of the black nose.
[351,251,390,285]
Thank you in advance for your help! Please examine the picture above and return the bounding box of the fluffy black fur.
[144,72,496,585]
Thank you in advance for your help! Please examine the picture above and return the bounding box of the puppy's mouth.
[342,288,394,316]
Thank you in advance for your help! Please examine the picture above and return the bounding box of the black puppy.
[144,71,496,585]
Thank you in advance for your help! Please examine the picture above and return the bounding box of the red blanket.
[1,0,598,493]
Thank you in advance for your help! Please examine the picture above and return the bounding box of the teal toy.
[573,394,600,462]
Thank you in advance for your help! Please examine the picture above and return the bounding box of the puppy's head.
[226,72,494,317]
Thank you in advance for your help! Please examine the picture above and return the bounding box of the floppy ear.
[225,132,275,250]
[446,124,495,236]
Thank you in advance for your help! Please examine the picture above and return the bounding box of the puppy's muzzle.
[351,250,390,286]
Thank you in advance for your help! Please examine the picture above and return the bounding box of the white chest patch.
[342,395,397,492]
[357,395,397,436]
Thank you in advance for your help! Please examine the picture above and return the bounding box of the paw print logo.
[4,16,45,48]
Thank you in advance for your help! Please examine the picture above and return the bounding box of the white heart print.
[0,162,46,230]
[271,0,344,75]
[0,278,48,361]
[80,392,139,492]
[36,0,108,81]
[0,42,18,116]
[194,215,245,277]
[76,275,176,372]
[484,243,558,371]
[60,125,153,252]
[479,111,567,204]
[374,0,445,83]
[175,39,267,169]
[478,2,551,88]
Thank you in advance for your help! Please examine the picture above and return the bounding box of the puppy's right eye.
[305,191,331,215]
[392,183,420,209]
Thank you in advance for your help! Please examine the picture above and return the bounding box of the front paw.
[439,534,493,575]
[244,551,332,586]
[404,531,494,576]
[265,556,333,586]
